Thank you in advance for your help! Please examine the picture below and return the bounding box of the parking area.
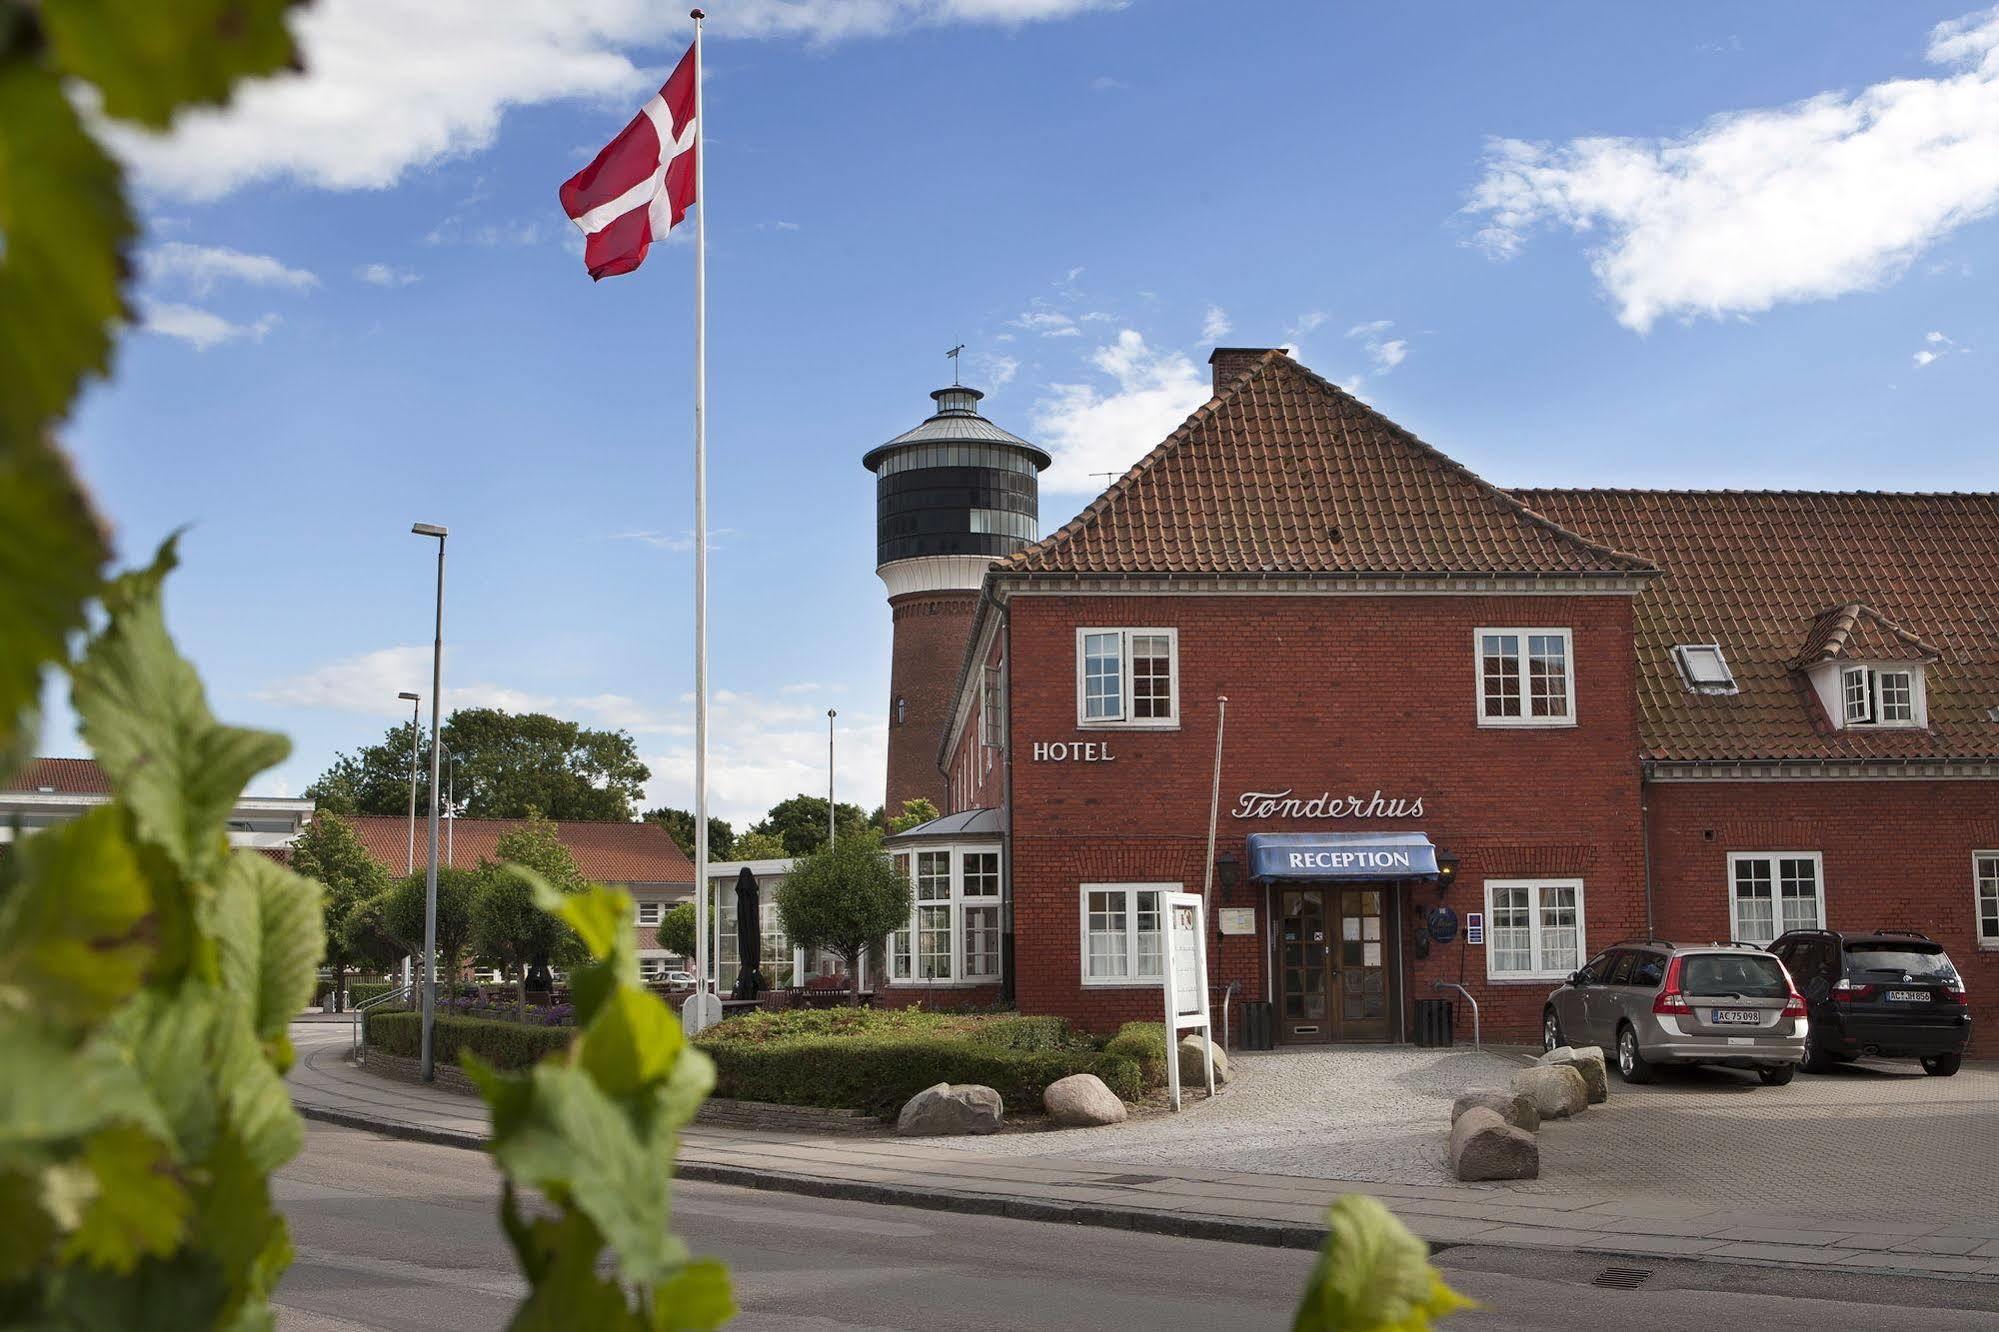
[947,1045,1999,1226]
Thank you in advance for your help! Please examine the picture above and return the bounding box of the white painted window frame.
[635,901,664,927]
[887,844,1005,986]
[1976,852,1999,950]
[1726,851,1826,946]
[1075,627,1180,730]
[1672,643,1737,694]
[1833,663,1927,730]
[1474,627,1577,727]
[1078,882,1176,988]
[1481,878,1587,981]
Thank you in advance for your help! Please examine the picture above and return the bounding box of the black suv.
[1769,929,1972,1076]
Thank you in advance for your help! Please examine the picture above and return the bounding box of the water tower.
[863,383,1050,814]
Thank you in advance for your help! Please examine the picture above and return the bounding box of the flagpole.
[689,6,715,1033]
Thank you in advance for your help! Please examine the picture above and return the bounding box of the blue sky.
[54,0,1999,823]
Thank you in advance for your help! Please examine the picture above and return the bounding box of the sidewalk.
[286,1022,1999,1282]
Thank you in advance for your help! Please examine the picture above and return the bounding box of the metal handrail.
[350,983,416,1059]
[1210,979,1240,1051]
[1430,980,1481,1051]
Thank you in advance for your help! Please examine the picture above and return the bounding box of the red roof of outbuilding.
[338,814,693,886]
[4,757,111,793]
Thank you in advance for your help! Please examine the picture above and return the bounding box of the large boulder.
[895,1083,1004,1136]
[1178,1034,1231,1086]
[1449,1106,1539,1181]
[1511,1064,1588,1120]
[1043,1073,1127,1127]
[1450,1087,1540,1133]
[1537,1045,1609,1104]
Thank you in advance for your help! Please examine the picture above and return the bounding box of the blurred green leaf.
[61,1125,189,1272]
[191,1126,293,1318]
[214,1011,300,1175]
[0,1022,165,1159]
[113,989,223,1164]
[1292,1195,1474,1332]
[578,988,682,1100]
[213,852,324,1043]
[529,876,625,962]
[0,61,134,452]
[0,1167,58,1280]
[0,806,151,1026]
[72,540,291,889]
[648,1259,734,1332]
[42,0,302,130]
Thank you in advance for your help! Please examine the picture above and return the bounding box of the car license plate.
[1726,1037,1754,1046]
[1884,990,1932,1003]
[1711,1009,1761,1024]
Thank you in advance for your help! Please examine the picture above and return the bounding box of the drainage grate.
[1093,1173,1170,1185]
[1590,1266,1654,1291]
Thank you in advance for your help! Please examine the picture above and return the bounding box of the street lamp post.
[412,523,447,1083]
[827,709,837,848]
[398,691,421,875]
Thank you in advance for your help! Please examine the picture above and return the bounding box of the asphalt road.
[275,1121,1999,1331]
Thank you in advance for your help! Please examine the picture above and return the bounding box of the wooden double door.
[1275,886,1395,1043]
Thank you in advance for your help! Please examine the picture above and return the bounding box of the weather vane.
[946,343,966,385]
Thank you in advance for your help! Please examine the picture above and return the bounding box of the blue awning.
[1245,832,1439,882]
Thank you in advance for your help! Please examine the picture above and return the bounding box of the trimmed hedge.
[364,1011,573,1072]
[696,1031,1141,1118]
[347,981,398,1007]
[1103,1021,1170,1088]
[965,1014,1096,1054]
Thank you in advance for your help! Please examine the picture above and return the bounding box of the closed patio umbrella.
[730,866,764,1000]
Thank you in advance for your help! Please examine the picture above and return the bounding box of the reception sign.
[1244,831,1440,881]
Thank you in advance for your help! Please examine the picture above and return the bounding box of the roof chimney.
[1208,346,1284,394]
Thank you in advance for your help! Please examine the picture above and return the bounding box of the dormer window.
[1836,664,1923,728]
[1672,644,1736,694]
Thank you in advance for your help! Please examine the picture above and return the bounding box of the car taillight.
[1941,981,1968,1005]
[1832,978,1876,1002]
[1651,956,1691,1015]
[1782,990,1807,1019]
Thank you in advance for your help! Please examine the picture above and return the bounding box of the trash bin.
[1239,1000,1274,1051]
[1413,998,1455,1048]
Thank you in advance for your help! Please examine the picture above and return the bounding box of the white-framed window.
[1835,664,1924,729]
[1876,670,1915,723]
[1476,629,1575,726]
[1841,665,1872,724]
[887,845,1005,984]
[1076,628,1179,728]
[1975,852,1999,948]
[1079,883,1171,986]
[1728,852,1825,946]
[1482,879,1585,980]
[1672,643,1737,694]
[636,901,663,927]
[979,662,1004,772]
[639,956,666,981]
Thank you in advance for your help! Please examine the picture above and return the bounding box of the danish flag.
[559,42,697,280]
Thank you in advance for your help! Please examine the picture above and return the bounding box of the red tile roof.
[5,757,111,793]
[338,814,693,885]
[1005,349,1656,579]
[1515,490,1999,764]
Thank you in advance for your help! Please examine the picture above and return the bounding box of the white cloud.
[1031,330,1212,493]
[357,262,421,286]
[257,646,557,715]
[107,0,1120,201]
[973,351,1020,388]
[1927,329,1951,343]
[146,242,317,296]
[1467,5,1999,331]
[640,690,888,826]
[1090,75,1126,92]
[140,303,281,350]
[1345,319,1409,374]
[1011,310,1082,337]
[1914,349,1942,366]
[605,527,732,553]
[1914,329,1962,366]
[1201,305,1232,340]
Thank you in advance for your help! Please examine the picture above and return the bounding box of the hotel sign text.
[1031,741,1116,763]
[1231,789,1425,820]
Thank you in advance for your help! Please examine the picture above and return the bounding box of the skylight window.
[1673,644,1737,694]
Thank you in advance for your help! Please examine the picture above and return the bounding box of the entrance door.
[1334,887,1393,1041]
[1276,888,1333,1043]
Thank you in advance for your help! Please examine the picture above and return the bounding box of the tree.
[290,811,391,1005]
[337,888,409,980]
[774,832,913,1006]
[886,797,941,834]
[728,830,787,860]
[645,806,734,861]
[658,902,697,960]
[304,708,650,820]
[750,793,872,858]
[469,816,589,1017]
[385,867,478,992]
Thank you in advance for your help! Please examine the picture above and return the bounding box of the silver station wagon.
[1543,939,1808,1086]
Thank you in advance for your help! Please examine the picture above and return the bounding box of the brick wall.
[1003,591,1648,1042]
[1648,779,1999,1055]
[946,630,1008,814]
[887,590,979,815]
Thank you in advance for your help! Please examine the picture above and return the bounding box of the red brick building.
[877,347,1997,1054]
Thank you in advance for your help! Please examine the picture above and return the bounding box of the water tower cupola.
[864,382,1049,814]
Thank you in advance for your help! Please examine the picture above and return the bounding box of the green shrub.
[365,1011,573,1071]
[704,1006,955,1045]
[349,980,399,1007]
[966,1014,1095,1054]
[1103,1021,1170,1088]
[698,1032,1140,1116]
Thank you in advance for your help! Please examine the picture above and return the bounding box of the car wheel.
[1758,1064,1796,1087]
[1799,1026,1834,1074]
[1922,1053,1962,1077]
[1616,1024,1655,1085]
[1542,1008,1563,1054]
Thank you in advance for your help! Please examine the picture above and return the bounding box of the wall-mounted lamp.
[1215,851,1242,901]
[1435,854,1460,895]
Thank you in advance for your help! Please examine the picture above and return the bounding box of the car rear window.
[1845,944,1958,981]
[1680,953,1789,997]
